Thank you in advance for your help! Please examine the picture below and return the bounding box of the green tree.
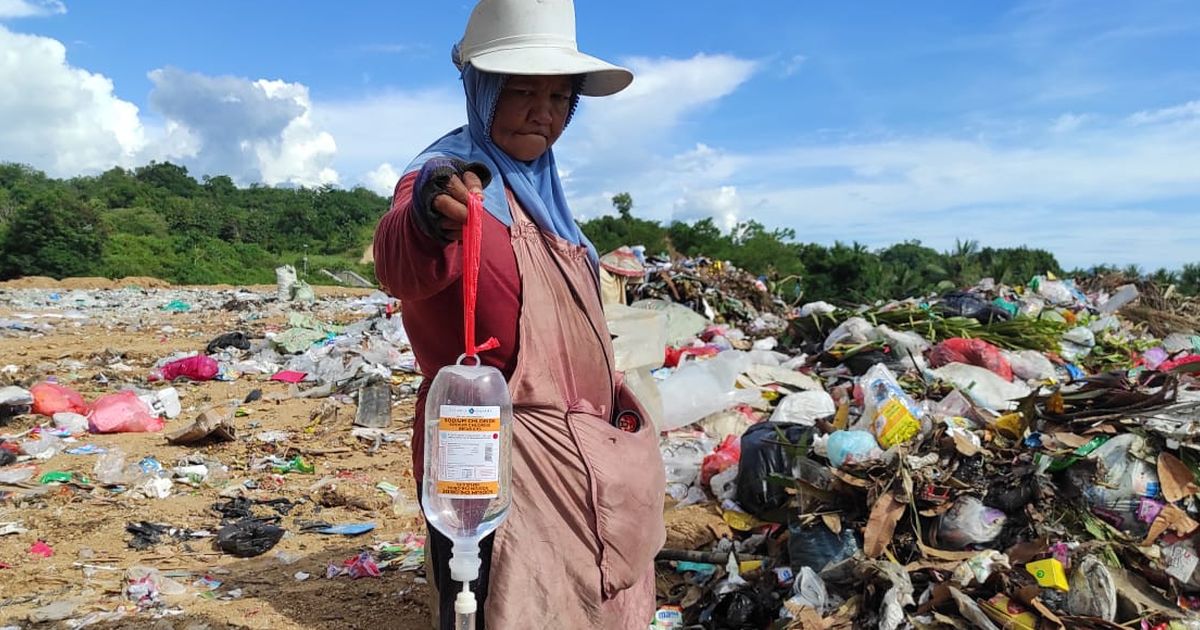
[1180,263,1200,296]
[0,191,106,279]
[612,192,633,220]
[135,161,200,198]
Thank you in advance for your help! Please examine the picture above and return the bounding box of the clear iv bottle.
[421,358,513,627]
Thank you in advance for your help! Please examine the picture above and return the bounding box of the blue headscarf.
[404,64,598,264]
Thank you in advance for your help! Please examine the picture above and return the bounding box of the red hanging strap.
[462,193,500,358]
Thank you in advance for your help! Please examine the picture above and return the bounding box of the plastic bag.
[275,265,297,301]
[788,523,859,572]
[734,421,814,521]
[934,496,1006,549]
[657,351,755,431]
[791,566,829,613]
[1060,327,1096,362]
[701,435,741,486]
[1072,433,1160,532]
[826,430,884,468]
[88,391,164,434]
[661,437,712,500]
[939,291,1012,323]
[52,412,89,434]
[929,338,1014,381]
[21,435,64,459]
[710,465,739,502]
[292,280,316,304]
[860,364,923,447]
[770,391,836,426]
[1066,556,1117,621]
[1002,349,1056,382]
[822,317,875,352]
[606,304,668,371]
[93,449,132,485]
[30,382,87,416]
[217,519,285,557]
[206,331,251,354]
[150,355,219,382]
[928,363,1031,412]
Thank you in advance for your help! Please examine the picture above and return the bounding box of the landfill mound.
[623,262,1200,629]
[0,282,431,629]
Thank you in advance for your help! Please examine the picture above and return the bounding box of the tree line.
[1,162,1196,303]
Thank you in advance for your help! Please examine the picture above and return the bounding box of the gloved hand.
[412,158,492,242]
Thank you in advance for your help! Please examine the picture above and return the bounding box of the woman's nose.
[529,97,554,124]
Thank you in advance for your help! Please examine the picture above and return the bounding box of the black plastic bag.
[939,291,1011,324]
[735,421,814,522]
[701,585,778,629]
[788,523,859,572]
[216,519,284,557]
[206,331,251,355]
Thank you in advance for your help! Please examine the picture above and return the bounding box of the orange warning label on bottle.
[436,405,501,498]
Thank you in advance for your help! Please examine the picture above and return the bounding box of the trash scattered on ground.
[0,282,424,627]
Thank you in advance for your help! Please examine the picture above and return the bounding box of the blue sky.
[1,0,1198,270]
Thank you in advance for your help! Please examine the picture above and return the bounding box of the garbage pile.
[634,272,1200,629]
[631,256,790,334]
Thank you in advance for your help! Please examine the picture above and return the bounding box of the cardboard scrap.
[165,407,236,445]
[1157,451,1200,502]
[863,492,906,558]
[1052,432,1090,449]
[1141,503,1200,546]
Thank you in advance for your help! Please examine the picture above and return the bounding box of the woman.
[373,1,666,628]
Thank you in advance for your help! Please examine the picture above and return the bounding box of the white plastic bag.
[928,363,1031,411]
[657,351,756,431]
[770,391,836,426]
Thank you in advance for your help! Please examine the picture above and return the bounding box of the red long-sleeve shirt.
[374,171,522,379]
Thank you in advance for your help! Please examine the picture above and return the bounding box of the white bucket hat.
[453,0,633,97]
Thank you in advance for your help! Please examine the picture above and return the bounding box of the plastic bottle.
[421,357,513,629]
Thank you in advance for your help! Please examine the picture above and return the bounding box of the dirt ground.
[0,280,434,629]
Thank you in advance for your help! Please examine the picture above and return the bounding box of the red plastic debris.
[28,540,53,558]
[30,382,87,416]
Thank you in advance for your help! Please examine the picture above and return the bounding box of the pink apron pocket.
[568,396,666,597]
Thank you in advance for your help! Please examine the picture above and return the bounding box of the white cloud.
[556,54,759,219]
[0,0,64,19]
[673,186,743,232]
[573,54,758,153]
[363,163,401,197]
[782,54,808,77]
[312,88,466,190]
[0,25,145,176]
[632,103,1200,269]
[1050,112,1089,133]
[1128,99,1200,126]
[147,68,338,187]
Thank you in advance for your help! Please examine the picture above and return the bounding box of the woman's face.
[490,74,573,162]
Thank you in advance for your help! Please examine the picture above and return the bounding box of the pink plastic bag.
[929,338,1014,381]
[88,391,164,433]
[150,355,219,382]
[30,382,88,416]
